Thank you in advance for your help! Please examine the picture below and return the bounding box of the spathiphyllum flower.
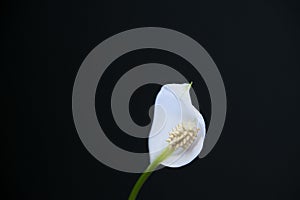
[129,83,206,200]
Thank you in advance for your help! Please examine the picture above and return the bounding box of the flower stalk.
[128,146,174,200]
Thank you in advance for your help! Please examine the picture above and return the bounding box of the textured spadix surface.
[148,83,206,168]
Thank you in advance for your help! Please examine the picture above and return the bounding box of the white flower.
[129,83,206,199]
[148,83,206,168]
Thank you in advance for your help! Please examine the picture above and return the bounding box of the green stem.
[128,146,174,200]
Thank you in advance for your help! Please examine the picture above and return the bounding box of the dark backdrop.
[2,0,300,199]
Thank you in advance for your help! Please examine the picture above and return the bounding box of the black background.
[2,0,300,199]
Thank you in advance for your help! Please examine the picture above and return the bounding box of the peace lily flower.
[129,82,206,200]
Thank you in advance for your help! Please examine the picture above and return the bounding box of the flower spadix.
[148,83,206,167]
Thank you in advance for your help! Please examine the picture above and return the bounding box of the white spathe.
[148,83,206,168]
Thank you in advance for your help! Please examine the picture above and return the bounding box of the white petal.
[148,83,206,168]
[148,85,182,163]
